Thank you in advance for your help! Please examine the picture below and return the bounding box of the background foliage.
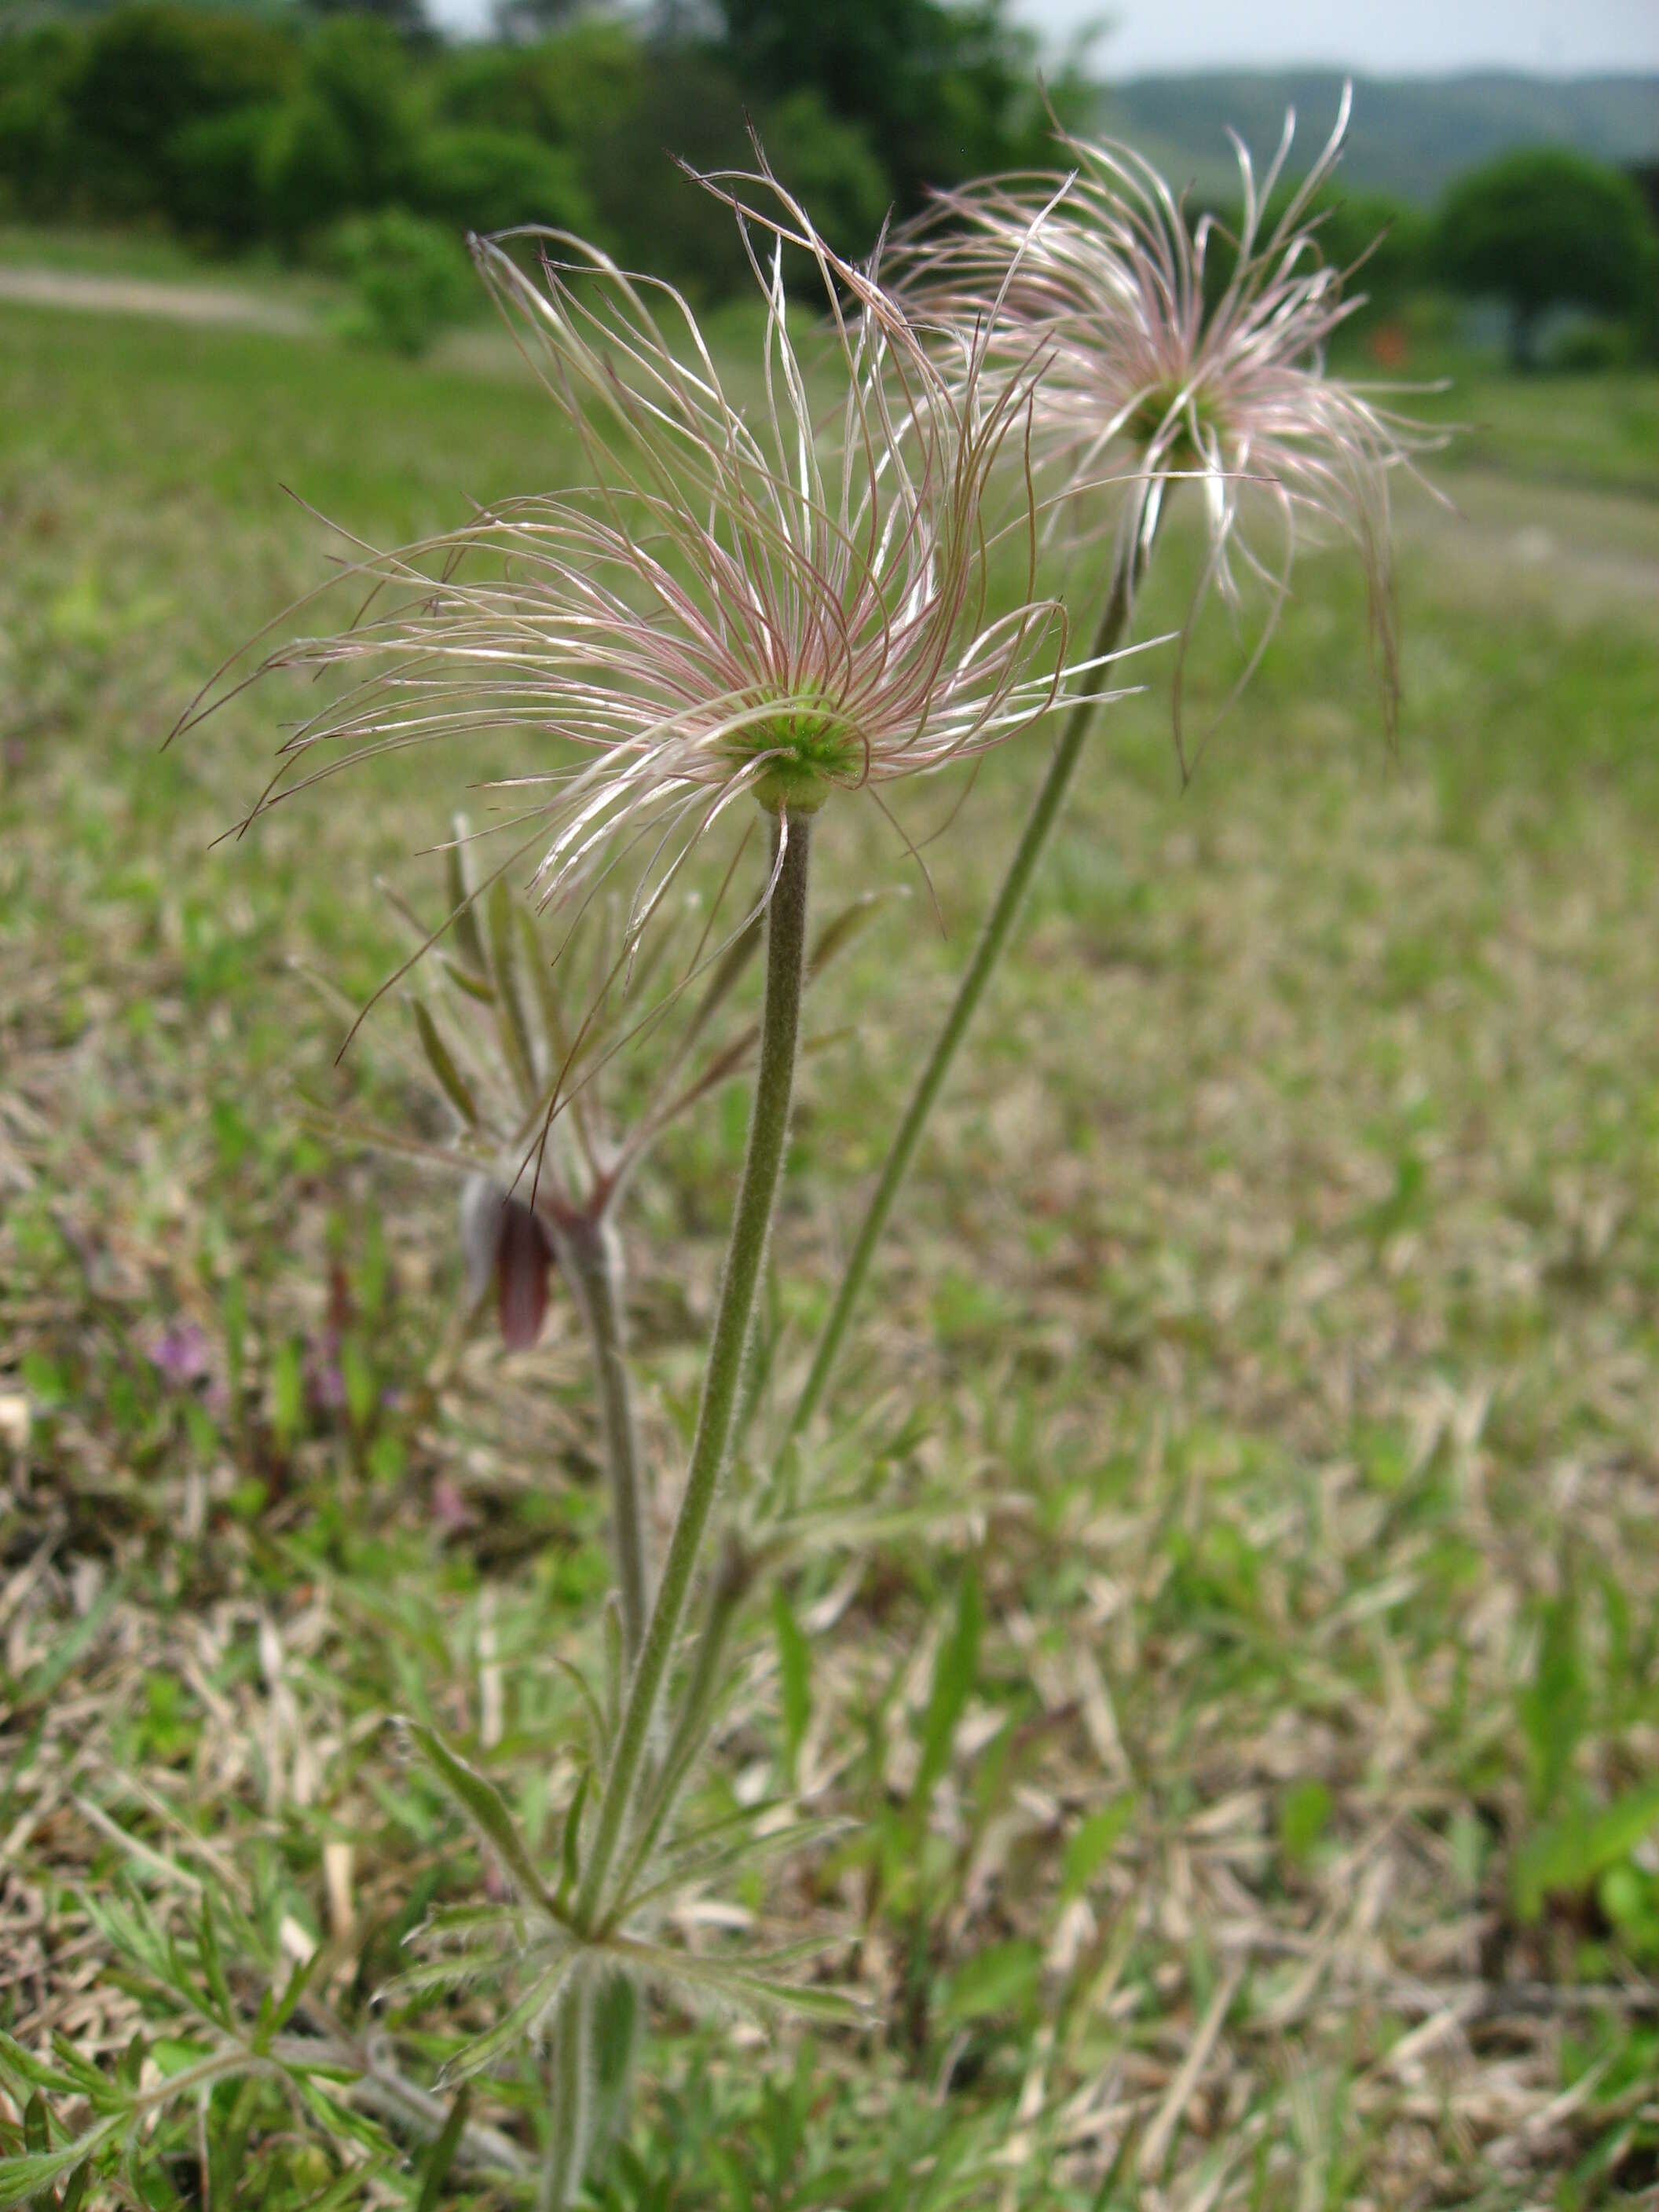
[1,1,1656,364]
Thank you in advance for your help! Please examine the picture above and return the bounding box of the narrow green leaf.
[558,1767,589,1911]
[19,1578,124,1710]
[546,1654,609,1763]
[676,914,763,1056]
[197,1896,232,2026]
[413,2087,470,2212]
[0,2117,123,2209]
[289,2157,392,2212]
[445,816,488,977]
[606,1936,866,2025]
[413,1902,525,1943]
[516,903,575,1075]
[771,1588,811,1793]
[486,880,537,1105]
[438,1953,574,2086]
[914,1559,982,1812]
[43,2034,115,2101]
[1518,1579,1586,1818]
[439,956,496,1005]
[619,1816,848,1921]
[412,1000,479,1129]
[404,1722,560,1921]
[262,1941,325,2045]
[383,1954,511,2007]
[1062,1796,1138,1899]
[942,1938,1042,2027]
[600,1595,624,1749]
[1514,1780,1659,1921]
[807,887,903,981]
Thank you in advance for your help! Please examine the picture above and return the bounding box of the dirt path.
[0,264,312,333]
[1400,467,1659,630]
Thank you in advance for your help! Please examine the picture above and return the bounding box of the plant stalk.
[560,1214,650,1664]
[608,1533,751,1909]
[574,815,814,1932]
[783,556,1143,1445]
[537,1975,591,2212]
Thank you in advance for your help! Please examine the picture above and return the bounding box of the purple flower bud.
[460,1174,555,1349]
[496,1198,554,1350]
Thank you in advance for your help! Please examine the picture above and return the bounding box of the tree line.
[1,1,1654,364]
[0,0,1081,287]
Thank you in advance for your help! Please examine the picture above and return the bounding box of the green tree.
[712,0,1047,211]
[1197,180,1431,334]
[763,86,888,258]
[579,42,753,295]
[1435,146,1659,367]
[166,102,284,248]
[490,0,585,44]
[66,1,295,210]
[434,21,645,148]
[300,0,432,37]
[260,13,419,245]
[410,124,593,236]
[0,24,84,218]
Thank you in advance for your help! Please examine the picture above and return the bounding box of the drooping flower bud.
[460,1172,555,1350]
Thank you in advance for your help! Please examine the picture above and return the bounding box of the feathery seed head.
[901,88,1441,741]
[179,159,1107,992]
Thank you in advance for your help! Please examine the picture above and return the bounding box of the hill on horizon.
[1091,70,1659,202]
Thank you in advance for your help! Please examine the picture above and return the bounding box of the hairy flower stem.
[537,1977,591,2212]
[560,1215,649,1664]
[784,556,1143,1446]
[574,819,813,1933]
[609,1536,750,1906]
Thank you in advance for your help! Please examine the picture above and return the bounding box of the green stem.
[609,1533,751,1910]
[574,815,813,1932]
[537,1976,591,2212]
[562,1214,649,1664]
[784,558,1141,1445]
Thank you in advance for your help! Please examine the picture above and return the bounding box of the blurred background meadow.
[3,0,1659,2203]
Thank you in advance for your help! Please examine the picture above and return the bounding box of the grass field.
[3,287,1659,2207]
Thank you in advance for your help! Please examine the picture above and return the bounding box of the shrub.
[409,124,593,236]
[326,205,472,355]
[1549,317,1637,373]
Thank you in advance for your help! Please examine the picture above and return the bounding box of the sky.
[426,0,1659,73]
[1016,0,1659,76]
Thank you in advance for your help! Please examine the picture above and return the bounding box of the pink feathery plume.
[178,162,1133,1011]
[896,88,1443,759]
